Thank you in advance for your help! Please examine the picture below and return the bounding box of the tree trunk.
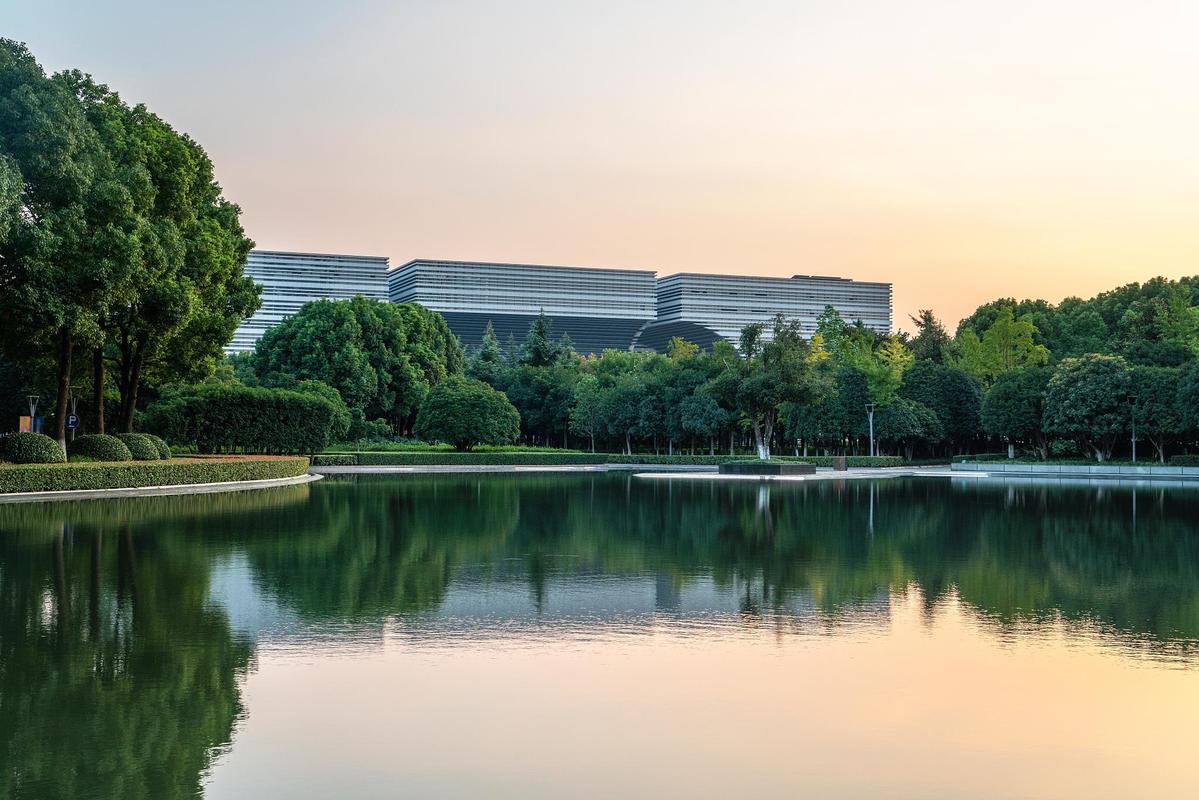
[92,346,105,435]
[729,430,735,456]
[54,328,73,454]
[120,347,143,433]
[625,432,631,455]
[589,434,595,453]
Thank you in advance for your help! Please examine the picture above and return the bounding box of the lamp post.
[1129,394,1138,465]
[865,403,876,458]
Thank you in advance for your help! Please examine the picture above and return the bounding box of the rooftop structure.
[388,259,657,353]
[227,250,390,353]
[654,272,892,345]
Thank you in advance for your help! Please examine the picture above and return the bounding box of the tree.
[907,309,949,363]
[467,321,510,389]
[252,298,463,433]
[950,308,1048,384]
[1043,355,1132,461]
[981,366,1051,459]
[875,398,942,460]
[710,315,828,459]
[846,333,913,406]
[67,73,260,432]
[506,364,576,446]
[678,394,729,455]
[569,374,605,452]
[414,376,520,451]
[521,311,560,367]
[1130,366,1182,462]
[0,40,140,451]
[898,361,982,453]
[1178,362,1199,434]
[254,299,378,408]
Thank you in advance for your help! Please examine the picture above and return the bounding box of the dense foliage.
[0,456,307,493]
[141,384,342,454]
[251,297,463,435]
[114,432,164,461]
[0,40,257,450]
[69,434,133,462]
[0,432,66,464]
[414,376,521,450]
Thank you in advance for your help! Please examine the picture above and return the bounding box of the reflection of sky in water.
[6,475,1198,799]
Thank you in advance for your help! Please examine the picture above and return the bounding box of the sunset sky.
[10,0,1199,328]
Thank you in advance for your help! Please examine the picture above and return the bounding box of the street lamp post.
[865,403,876,458]
[1129,394,1138,465]
[26,395,39,433]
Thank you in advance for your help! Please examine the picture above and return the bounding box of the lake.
[1,474,1196,799]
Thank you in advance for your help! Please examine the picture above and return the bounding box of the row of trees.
[449,277,1199,461]
[0,41,258,451]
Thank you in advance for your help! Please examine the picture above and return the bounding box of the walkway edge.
[0,472,322,504]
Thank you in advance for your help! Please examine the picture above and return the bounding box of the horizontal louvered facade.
[227,251,390,353]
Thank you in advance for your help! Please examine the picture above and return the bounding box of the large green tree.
[898,361,981,453]
[414,375,520,450]
[981,366,1051,459]
[0,41,141,450]
[1129,366,1183,462]
[907,309,950,363]
[253,298,464,434]
[709,315,828,459]
[1043,355,1132,462]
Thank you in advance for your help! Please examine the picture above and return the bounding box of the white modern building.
[654,273,892,345]
[227,250,390,353]
[388,259,657,353]
[227,250,893,355]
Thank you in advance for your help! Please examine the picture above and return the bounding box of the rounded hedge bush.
[70,434,133,462]
[0,432,66,464]
[144,433,172,459]
[115,433,162,461]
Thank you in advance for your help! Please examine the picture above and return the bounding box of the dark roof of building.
[631,320,725,353]
[439,312,648,354]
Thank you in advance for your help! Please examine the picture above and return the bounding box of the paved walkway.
[0,472,322,505]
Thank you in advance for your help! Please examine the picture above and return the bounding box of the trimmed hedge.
[0,457,310,494]
[0,432,66,464]
[70,434,133,462]
[143,383,341,454]
[311,452,909,468]
[115,433,163,461]
[1169,455,1199,466]
[145,433,172,459]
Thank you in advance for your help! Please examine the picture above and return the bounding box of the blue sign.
[66,414,80,430]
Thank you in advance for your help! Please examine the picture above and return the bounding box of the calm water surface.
[1,474,1197,799]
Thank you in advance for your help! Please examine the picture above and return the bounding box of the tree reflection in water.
[0,475,1196,797]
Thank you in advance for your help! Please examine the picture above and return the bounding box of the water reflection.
[0,476,1197,798]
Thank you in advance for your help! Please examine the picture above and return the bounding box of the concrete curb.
[0,472,321,505]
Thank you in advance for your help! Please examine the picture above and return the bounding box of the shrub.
[144,433,172,459]
[311,454,358,466]
[70,434,133,462]
[0,457,310,493]
[0,432,66,464]
[115,433,163,461]
[1169,455,1199,466]
[414,376,521,451]
[142,383,342,454]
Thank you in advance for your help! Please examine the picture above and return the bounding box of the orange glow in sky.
[11,1,1199,329]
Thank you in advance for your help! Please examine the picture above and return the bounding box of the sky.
[9,0,1199,329]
